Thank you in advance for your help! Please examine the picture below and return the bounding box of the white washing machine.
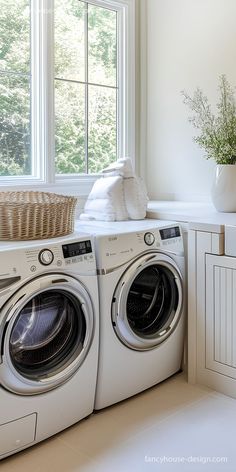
[76,219,186,410]
[0,232,99,459]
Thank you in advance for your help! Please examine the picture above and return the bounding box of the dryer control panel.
[95,224,184,271]
[143,226,182,248]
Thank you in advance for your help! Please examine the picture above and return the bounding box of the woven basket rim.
[0,191,77,240]
[0,190,77,197]
[0,200,77,206]
[0,191,77,204]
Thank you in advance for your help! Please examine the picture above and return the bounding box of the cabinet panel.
[206,254,236,378]
[195,232,212,382]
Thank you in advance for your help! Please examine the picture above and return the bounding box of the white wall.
[145,0,236,201]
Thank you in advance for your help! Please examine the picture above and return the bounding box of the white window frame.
[0,0,136,196]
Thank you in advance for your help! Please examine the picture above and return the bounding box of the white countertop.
[147,201,236,233]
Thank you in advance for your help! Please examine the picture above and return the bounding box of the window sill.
[0,176,98,197]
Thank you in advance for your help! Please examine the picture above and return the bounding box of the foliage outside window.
[54,0,117,174]
[0,0,131,183]
[0,0,30,176]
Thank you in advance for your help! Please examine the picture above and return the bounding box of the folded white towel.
[86,175,120,199]
[80,175,128,221]
[102,157,134,178]
[124,176,148,220]
[113,178,128,221]
[85,197,115,215]
[118,157,134,178]
[80,157,148,221]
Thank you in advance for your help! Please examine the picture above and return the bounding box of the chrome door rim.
[112,253,183,351]
[0,273,94,395]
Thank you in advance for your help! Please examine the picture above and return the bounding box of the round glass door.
[9,290,86,379]
[126,265,178,336]
[112,254,183,351]
[0,274,94,395]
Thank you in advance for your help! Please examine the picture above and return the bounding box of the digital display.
[62,240,92,258]
[159,226,181,240]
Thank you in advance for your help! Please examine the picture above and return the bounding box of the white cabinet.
[206,254,236,379]
[188,229,236,397]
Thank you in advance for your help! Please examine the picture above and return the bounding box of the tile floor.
[1,373,236,471]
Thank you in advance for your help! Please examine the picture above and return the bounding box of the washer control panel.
[0,235,96,280]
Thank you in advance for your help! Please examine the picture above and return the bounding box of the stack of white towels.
[80,158,148,221]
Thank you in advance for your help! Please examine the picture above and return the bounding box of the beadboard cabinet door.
[206,254,236,380]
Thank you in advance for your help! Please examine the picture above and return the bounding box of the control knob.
[144,232,155,246]
[38,249,54,265]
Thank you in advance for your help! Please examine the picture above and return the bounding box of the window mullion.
[41,0,55,183]
[116,11,119,159]
[84,2,89,174]
[30,0,41,178]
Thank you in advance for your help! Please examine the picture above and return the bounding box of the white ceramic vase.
[211,164,236,212]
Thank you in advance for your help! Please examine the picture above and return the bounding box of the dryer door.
[112,253,183,351]
[0,274,94,395]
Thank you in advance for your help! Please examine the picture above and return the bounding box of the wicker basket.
[0,191,77,240]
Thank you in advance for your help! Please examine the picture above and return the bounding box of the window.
[0,0,31,176]
[0,0,135,193]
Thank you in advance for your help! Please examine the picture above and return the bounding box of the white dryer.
[77,220,186,410]
[0,232,99,459]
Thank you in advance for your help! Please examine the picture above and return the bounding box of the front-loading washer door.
[0,274,94,395]
[112,253,183,351]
